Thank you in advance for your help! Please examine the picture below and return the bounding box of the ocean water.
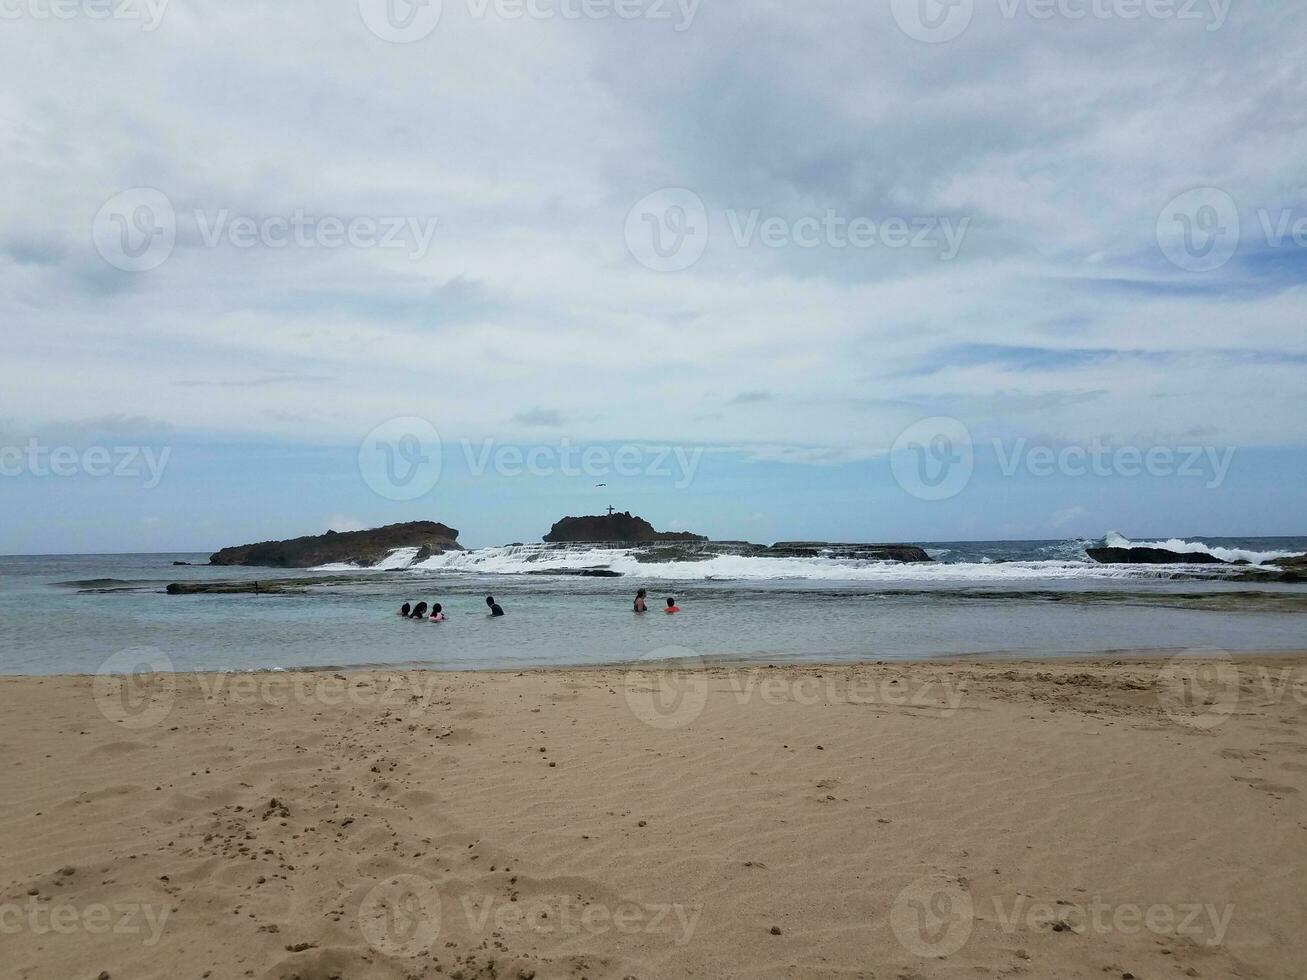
[1,534,1305,675]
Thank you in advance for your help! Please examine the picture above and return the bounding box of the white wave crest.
[1103,531,1296,566]
[310,540,1278,581]
[311,546,423,572]
[403,544,1216,583]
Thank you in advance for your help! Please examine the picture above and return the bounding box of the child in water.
[633,588,648,613]
[664,597,681,614]
[429,603,445,623]
[410,602,428,619]
[399,602,411,617]
[486,595,505,617]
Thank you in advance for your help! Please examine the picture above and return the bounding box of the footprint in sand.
[1264,741,1307,754]
[89,739,147,756]
[1233,776,1300,795]
[1220,748,1265,760]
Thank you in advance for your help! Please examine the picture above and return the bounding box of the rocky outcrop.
[768,542,932,563]
[167,581,307,595]
[209,521,463,568]
[1082,547,1307,581]
[529,539,933,564]
[1086,546,1226,565]
[543,513,707,544]
[525,567,625,577]
[1265,554,1307,581]
[626,541,932,563]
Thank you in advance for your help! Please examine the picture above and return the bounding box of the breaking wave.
[312,544,1222,583]
[307,534,1303,582]
[1102,532,1299,566]
[407,546,1103,582]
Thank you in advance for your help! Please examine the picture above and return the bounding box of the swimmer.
[665,597,681,614]
[429,603,445,623]
[633,588,648,613]
[410,602,428,619]
[486,595,505,617]
[399,602,411,618]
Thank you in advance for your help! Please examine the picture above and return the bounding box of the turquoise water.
[2,537,1305,674]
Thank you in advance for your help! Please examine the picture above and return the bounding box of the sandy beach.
[3,655,1305,980]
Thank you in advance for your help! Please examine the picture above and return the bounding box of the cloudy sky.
[1,0,1304,553]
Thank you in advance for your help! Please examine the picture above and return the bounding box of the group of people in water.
[398,596,503,621]
[396,589,680,621]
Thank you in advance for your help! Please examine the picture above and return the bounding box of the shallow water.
[2,535,1305,674]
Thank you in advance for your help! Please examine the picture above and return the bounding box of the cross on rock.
[606,505,616,516]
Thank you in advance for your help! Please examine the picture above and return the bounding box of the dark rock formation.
[1086,546,1226,565]
[538,515,932,563]
[1264,554,1307,581]
[167,581,307,595]
[625,541,933,563]
[1087,546,1307,581]
[1271,554,1307,572]
[768,542,932,563]
[529,539,933,565]
[525,567,625,577]
[209,521,463,568]
[543,512,707,544]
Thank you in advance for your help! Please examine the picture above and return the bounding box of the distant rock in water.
[530,538,932,565]
[543,512,707,544]
[632,541,932,563]
[1087,546,1227,565]
[209,521,463,568]
[167,581,307,595]
[525,567,625,577]
[768,542,932,563]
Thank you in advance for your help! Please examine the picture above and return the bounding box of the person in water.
[633,588,648,613]
[665,597,681,614]
[410,602,428,619]
[486,595,505,617]
[429,603,445,623]
[399,602,412,618]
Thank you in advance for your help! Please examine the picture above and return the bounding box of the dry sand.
[2,655,1305,980]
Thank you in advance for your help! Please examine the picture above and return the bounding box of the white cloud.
[0,0,1303,462]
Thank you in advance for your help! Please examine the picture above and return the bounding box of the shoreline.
[4,655,1306,979]
[12,647,1307,679]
